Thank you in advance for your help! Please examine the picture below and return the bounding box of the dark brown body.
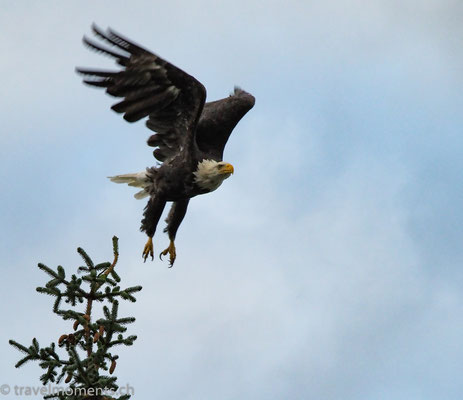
[142,88,255,237]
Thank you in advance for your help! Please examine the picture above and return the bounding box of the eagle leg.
[142,237,154,262]
[159,199,189,267]
[141,196,166,262]
[159,240,176,267]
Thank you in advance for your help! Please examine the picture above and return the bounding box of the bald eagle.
[76,25,255,266]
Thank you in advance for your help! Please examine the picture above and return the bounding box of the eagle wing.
[76,24,206,163]
[195,87,255,161]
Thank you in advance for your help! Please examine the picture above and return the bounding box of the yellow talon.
[142,237,154,262]
[160,240,176,267]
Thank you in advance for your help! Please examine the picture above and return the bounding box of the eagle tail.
[108,171,150,199]
[134,189,150,199]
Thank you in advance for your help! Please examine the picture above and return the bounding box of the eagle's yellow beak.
[219,163,234,175]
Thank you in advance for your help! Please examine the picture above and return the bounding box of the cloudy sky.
[1,1,463,399]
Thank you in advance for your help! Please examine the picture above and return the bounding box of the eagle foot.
[142,237,154,262]
[160,240,176,267]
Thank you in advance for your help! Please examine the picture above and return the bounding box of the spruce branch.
[10,236,141,400]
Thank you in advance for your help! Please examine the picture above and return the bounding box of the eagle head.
[194,159,234,192]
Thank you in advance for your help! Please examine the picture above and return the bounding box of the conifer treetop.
[9,236,141,400]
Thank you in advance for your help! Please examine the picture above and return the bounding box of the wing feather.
[195,87,255,160]
[76,24,206,162]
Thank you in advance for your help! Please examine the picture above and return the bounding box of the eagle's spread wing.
[195,87,255,160]
[76,24,206,163]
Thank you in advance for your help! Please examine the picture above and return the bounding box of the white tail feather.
[134,190,150,199]
[108,171,150,200]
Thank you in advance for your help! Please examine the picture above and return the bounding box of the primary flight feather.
[76,24,255,266]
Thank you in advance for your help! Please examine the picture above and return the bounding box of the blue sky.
[1,1,463,399]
